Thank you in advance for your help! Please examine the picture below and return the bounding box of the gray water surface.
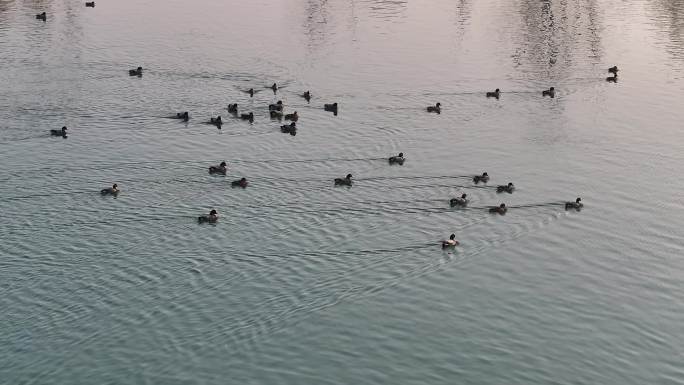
[1,0,684,384]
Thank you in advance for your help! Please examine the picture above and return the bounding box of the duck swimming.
[198,209,218,223]
[269,101,283,112]
[270,83,278,93]
[450,193,468,207]
[129,66,142,76]
[210,116,222,127]
[542,87,555,97]
[246,88,255,97]
[101,184,119,196]
[473,172,489,184]
[427,103,441,113]
[608,66,618,74]
[284,111,298,122]
[388,152,405,165]
[280,122,296,135]
[324,103,338,114]
[209,161,227,175]
[489,203,507,215]
[240,112,254,122]
[228,104,238,114]
[442,234,459,248]
[303,91,311,101]
[334,174,353,186]
[565,197,583,210]
[50,126,67,137]
[270,110,283,119]
[36,12,46,20]
[606,75,618,82]
[175,112,189,121]
[497,183,515,194]
[231,177,248,188]
[85,2,95,7]
[486,89,500,98]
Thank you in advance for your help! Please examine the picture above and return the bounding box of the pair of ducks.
[497,183,515,194]
[280,122,297,135]
[50,126,68,137]
[210,112,254,127]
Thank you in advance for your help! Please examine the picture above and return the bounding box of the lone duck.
[210,116,222,127]
[473,172,489,184]
[442,234,460,248]
[101,184,119,196]
[246,88,255,97]
[486,89,500,98]
[303,91,311,101]
[608,66,618,74]
[50,126,67,137]
[427,103,441,113]
[542,87,555,97]
[497,183,515,194]
[489,203,507,215]
[388,153,405,165]
[240,112,254,122]
[228,104,238,114]
[450,193,468,207]
[175,112,189,121]
[606,75,618,83]
[129,66,142,76]
[270,83,278,93]
[324,103,338,114]
[334,174,353,186]
[269,101,283,112]
[198,209,218,223]
[85,2,95,7]
[231,177,248,188]
[280,122,296,135]
[565,197,583,210]
[36,12,46,20]
[284,111,298,122]
[208,161,227,175]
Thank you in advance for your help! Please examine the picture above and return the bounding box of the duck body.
[280,122,296,135]
[565,198,583,210]
[231,178,248,188]
[36,12,46,20]
[450,194,468,207]
[489,204,507,215]
[270,110,283,119]
[284,111,298,122]
[442,234,459,248]
[473,173,489,184]
[228,104,238,114]
[486,89,500,98]
[542,87,555,97]
[324,103,338,114]
[50,126,68,137]
[606,75,618,82]
[497,183,515,194]
[101,184,119,196]
[85,2,95,7]
[240,112,254,122]
[334,174,353,186]
[175,112,189,121]
[303,91,311,101]
[269,101,283,112]
[210,116,223,127]
[388,153,405,165]
[198,210,218,223]
[129,66,142,76]
[426,103,441,113]
[208,162,227,175]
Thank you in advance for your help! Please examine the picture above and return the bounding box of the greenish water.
[1,0,684,383]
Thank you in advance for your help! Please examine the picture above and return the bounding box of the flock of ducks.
[37,5,601,249]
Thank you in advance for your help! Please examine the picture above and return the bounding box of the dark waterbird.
[208,161,227,175]
[284,111,298,122]
[542,87,555,97]
[608,66,619,74]
[50,126,67,137]
[388,153,405,165]
[231,178,248,188]
[85,2,95,7]
[302,91,311,101]
[270,83,278,93]
[497,183,515,194]
[129,66,142,76]
[450,194,468,207]
[489,203,507,215]
[565,197,583,210]
[228,104,238,114]
[427,103,441,113]
[280,122,296,135]
[270,110,283,119]
[486,89,500,98]
[473,172,489,184]
[269,101,283,112]
[210,116,222,127]
[36,12,46,21]
[442,233,459,248]
[334,174,353,186]
[606,75,618,83]
[174,112,189,121]
[240,112,254,122]
[101,184,119,196]
[324,103,338,115]
[198,209,218,223]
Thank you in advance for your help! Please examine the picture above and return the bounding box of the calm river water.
[1,0,684,384]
